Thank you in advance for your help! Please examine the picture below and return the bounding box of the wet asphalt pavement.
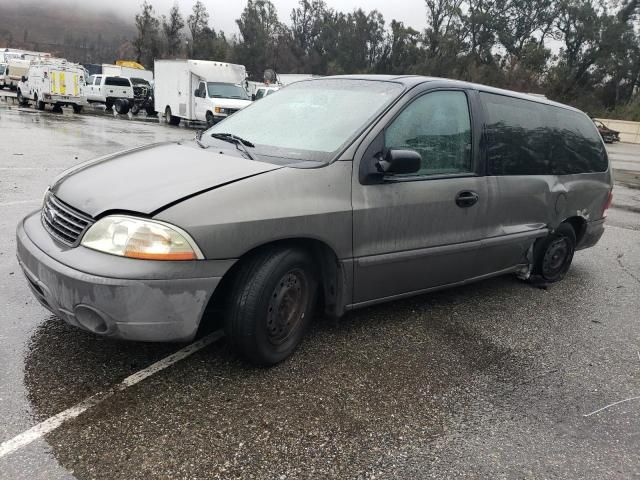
[0,100,639,479]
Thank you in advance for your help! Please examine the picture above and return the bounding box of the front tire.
[35,94,45,111]
[17,89,27,106]
[206,111,215,127]
[532,223,576,283]
[225,248,318,365]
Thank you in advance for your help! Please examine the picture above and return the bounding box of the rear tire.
[72,104,83,114]
[165,106,180,126]
[114,99,130,115]
[225,248,318,365]
[52,104,63,113]
[531,223,576,283]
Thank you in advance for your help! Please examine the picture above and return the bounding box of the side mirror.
[21,76,27,82]
[251,94,256,101]
[376,149,422,175]
[194,89,199,97]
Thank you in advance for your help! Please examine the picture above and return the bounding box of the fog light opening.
[74,305,109,335]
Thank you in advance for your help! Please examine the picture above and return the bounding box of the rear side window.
[105,77,130,87]
[481,92,606,175]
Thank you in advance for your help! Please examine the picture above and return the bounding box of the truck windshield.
[207,82,249,100]
[205,79,404,162]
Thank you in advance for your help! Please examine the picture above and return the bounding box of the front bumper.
[16,211,235,342]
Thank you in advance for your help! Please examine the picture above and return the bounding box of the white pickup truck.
[85,75,134,113]
[17,60,87,112]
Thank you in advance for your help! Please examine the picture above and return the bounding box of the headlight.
[81,215,204,261]
[214,107,227,114]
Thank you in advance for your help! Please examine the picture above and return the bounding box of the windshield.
[207,82,250,100]
[205,79,404,162]
[0,64,5,75]
[130,77,150,86]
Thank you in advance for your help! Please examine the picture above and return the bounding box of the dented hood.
[51,142,281,217]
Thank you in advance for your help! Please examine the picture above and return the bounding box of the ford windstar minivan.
[16,76,613,365]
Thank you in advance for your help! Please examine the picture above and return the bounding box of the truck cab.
[193,81,252,126]
[85,75,134,113]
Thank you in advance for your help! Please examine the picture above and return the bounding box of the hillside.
[0,1,136,64]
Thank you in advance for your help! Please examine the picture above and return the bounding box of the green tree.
[133,1,160,68]
[162,4,185,57]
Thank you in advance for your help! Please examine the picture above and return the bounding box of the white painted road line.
[0,330,223,459]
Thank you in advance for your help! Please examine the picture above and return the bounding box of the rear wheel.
[114,99,130,115]
[52,104,63,113]
[532,223,576,283]
[165,106,180,126]
[225,248,318,365]
[72,104,83,114]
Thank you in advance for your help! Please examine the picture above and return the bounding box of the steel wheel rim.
[266,269,309,345]
[542,237,570,277]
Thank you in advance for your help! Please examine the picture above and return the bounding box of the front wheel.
[532,223,576,283]
[206,111,215,127]
[17,89,27,106]
[225,248,318,365]
[35,95,45,111]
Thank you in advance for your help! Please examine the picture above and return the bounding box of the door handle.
[455,191,479,208]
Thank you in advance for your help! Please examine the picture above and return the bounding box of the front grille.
[227,108,239,116]
[41,192,93,246]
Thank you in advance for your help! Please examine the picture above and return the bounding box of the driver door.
[193,81,207,121]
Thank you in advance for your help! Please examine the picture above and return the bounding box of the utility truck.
[154,59,251,126]
[17,59,87,112]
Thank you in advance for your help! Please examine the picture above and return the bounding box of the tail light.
[602,190,613,218]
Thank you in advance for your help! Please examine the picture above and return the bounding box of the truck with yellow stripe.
[17,59,87,113]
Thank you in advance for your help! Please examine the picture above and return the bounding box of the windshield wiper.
[211,133,256,160]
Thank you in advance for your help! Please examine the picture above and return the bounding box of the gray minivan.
[16,76,613,365]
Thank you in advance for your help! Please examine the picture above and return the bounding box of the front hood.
[52,142,281,217]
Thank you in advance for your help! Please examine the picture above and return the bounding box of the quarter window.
[385,91,473,176]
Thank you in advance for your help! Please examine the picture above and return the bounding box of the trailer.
[17,59,87,112]
[154,59,252,126]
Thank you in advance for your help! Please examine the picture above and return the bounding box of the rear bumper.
[576,218,605,250]
[16,211,235,342]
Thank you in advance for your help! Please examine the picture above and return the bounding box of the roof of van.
[317,74,581,113]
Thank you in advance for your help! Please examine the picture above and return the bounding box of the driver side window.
[197,82,206,98]
[385,91,472,176]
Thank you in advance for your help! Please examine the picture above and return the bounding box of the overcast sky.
[57,0,429,35]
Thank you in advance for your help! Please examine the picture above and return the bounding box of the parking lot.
[1,101,639,479]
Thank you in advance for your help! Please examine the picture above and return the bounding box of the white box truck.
[17,59,87,112]
[154,59,252,126]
